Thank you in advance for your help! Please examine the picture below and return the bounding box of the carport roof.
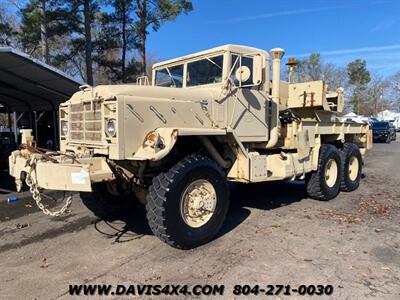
[0,47,83,112]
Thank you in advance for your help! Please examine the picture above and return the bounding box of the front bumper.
[372,131,389,140]
[9,150,114,192]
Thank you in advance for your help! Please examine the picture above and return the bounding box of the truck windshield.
[155,64,184,87]
[372,122,389,129]
[186,55,223,87]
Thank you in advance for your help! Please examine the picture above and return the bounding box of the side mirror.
[234,66,251,83]
[252,55,263,85]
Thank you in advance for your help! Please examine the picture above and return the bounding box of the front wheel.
[146,155,229,249]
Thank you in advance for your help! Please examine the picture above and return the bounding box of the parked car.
[372,122,396,143]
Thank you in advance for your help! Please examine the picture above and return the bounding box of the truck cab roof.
[152,44,269,69]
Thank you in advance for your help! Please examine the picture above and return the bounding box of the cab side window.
[231,54,254,87]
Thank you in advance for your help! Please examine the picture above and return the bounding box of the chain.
[25,156,72,217]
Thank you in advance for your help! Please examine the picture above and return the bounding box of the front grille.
[70,101,102,143]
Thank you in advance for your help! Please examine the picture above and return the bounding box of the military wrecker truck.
[9,45,372,249]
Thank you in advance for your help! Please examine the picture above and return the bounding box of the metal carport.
[0,47,83,148]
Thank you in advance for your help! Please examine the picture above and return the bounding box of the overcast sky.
[147,0,400,76]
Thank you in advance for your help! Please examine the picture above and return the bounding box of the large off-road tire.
[340,143,362,192]
[146,155,229,249]
[306,144,342,201]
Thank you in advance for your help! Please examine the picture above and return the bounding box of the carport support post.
[33,111,45,147]
[34,111,37,144]
[52,109,58,149]
[12,112,17,145]
[29,110,33,130]
[8,110,15,149]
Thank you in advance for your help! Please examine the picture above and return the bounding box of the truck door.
[229,55,269,142]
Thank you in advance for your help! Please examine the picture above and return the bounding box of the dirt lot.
[0,137,399,300]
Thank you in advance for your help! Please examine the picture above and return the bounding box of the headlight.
[106,119,117,137]
[62,122,68,136]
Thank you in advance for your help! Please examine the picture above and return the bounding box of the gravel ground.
[0,137,399,300]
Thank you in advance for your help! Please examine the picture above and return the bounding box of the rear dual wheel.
[306,143,362,200]
[340,143,362,192]
[306,144,342,200]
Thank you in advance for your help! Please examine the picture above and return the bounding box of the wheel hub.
[348,156,359,181]
[325,158,338,188]
[181,179,217,228]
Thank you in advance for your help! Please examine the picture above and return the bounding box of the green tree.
[96,0,140,82]
[19,0,73,63]
[0,9,16,46]
[347,59,371,114]
[19,1,41,55]
[0,21,14,46]
[56,0,100,85]
[133,0,193,75]
[0,4,18,47]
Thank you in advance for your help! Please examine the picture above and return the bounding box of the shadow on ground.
[80,180,307,244]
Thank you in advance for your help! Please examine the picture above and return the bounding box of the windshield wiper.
[205,56,222,69]
[165,67,177,87]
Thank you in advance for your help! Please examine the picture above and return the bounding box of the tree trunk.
[353,87,360,115]
[122,2,127,82]
[137,0,147,76]
[139,31,146,76]
[84,0,93,85]
[39,0,49,64]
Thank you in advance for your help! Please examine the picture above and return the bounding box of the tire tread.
[340,143,362,192]
[306,144,341,201]
[145,154,225,249]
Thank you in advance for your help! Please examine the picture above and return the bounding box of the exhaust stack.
[270,48,285,101]
[265,48,285,149]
